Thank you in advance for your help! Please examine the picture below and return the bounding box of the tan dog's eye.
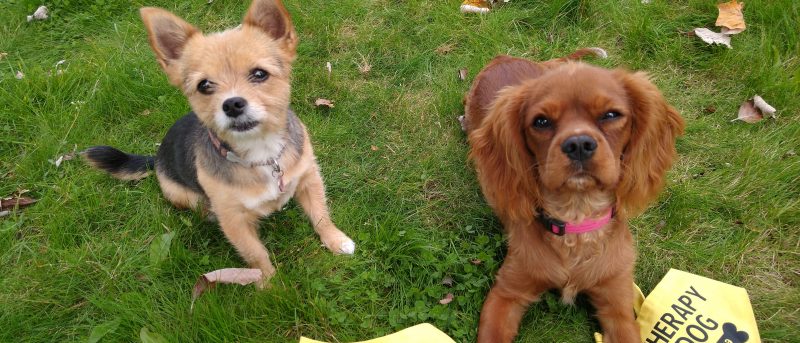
[532,116,553,130]
[249,68,270,83]
[600,111,622,121]
[197,79,214,95]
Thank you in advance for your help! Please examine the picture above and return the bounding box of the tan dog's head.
[140,0,297,142]
[470,63,684,221]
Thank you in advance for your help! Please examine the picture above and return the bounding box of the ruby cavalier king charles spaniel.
[463,48,685,343]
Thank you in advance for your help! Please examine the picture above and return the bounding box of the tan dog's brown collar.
[207,129,286,192]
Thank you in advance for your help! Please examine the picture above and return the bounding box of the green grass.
[1,0,798,342]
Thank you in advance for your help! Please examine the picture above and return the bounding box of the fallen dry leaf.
[435,43,455,55]
[460,0,491,14]
[0,196,38,211]
[716,0,746,35]
[439,293,454,305]
[470,259,483,265]
[441,276,454,287]
[191,268,263,311]
[15,71,24,79]
[325,61,332,76]
[370,145,379,151]
[693,28,732,49]
[27,5,48,22]
[357,55,372,74]
[314,98,334,108]
[733,95,776,123]
[458,68,468,81]
[50,146,78,167]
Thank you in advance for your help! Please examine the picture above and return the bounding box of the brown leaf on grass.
[50,153,76,167]
[470,259,482,265]
[191,268,263,311]
[441,276,454,287]
[716,0,746,34]
[314,98,335,108]
[435,43,455,55]
[460,0,491,14]
[49,145,78,167]
[357,59,372,74]
[356,53,372,74]
[693,28,732,49]
[458,68,468,81]
[439,293,454,305]
[0,196,38,211]
[26,5,48,22]
[370,145,379,151]
[733,95,776,124]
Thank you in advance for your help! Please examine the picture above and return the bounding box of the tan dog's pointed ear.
[140,7,199,86]
[614,70,685,217]
[242,0,298,54]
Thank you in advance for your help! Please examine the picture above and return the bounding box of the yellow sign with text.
[637,269,760,343]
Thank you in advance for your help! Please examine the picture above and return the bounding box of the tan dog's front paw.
[321,233,355,255]
[254,264,276,290]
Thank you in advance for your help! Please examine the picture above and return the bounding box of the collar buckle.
[538,215,567,236]
[537,207,615,236]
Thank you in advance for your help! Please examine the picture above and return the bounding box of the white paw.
[457,115,467,132]
[339,238,355,255]
[588,47,608,59]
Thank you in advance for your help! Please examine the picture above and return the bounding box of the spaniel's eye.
[532,116,553,129]
[197,79,214,95]
[600,111,622,121]
[249,68,269,83]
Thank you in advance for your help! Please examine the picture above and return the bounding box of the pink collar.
[537,207,615,235]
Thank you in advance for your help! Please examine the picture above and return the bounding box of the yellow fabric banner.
[636,269,760,343]
[299,323,455,343]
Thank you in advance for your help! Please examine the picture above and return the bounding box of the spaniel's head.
[469,63,684,222]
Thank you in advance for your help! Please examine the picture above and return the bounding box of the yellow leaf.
[716,0,746,34]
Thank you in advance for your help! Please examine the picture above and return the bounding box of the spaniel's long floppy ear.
[140,7,199,87]
[614,71,685,217]
[243,0,298,57]
[468,88,541,224]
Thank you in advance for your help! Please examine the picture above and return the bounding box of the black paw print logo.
[716,322,749,343]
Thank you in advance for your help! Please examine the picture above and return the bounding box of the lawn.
[1,0,798,342]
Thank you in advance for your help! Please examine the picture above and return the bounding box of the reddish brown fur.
[465,51,684,342]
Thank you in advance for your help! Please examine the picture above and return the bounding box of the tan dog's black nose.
[561,135,597,161]
[222,97,248,117]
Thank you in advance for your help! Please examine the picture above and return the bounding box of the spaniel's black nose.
[561,135,597,161]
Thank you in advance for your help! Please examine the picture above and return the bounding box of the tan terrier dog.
[83,0,355,284]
